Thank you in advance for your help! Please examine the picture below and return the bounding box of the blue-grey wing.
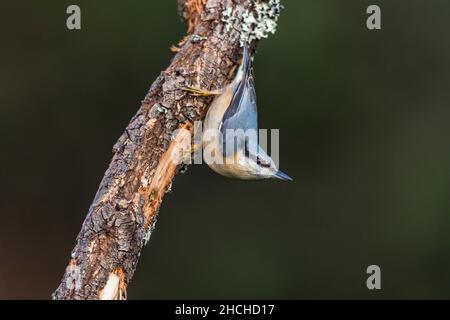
[220,55,258,157]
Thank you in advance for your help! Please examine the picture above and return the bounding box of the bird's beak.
[274,170,293,181]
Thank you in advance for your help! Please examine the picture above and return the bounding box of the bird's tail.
[233,44,251,87]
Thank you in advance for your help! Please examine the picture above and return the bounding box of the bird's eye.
[257,157,271,168]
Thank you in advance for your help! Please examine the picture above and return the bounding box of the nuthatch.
[182,45,292,181]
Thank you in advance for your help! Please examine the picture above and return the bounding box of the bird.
[181,45,292,181]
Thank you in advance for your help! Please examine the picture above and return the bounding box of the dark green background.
[1,0,449,299]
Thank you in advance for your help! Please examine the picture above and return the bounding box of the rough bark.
[53,0,276,300]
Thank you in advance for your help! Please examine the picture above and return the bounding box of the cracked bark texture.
[53,0,262,300]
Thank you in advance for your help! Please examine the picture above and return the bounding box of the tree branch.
[53,0,281,300]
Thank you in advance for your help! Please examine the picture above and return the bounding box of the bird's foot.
[179,86,222,97]
[178,142,201,165]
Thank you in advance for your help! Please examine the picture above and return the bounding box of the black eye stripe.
[257,158,271,168]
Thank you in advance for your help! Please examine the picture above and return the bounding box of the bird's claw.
[178,86,222,97]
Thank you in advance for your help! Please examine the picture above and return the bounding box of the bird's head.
[237,146,293,181]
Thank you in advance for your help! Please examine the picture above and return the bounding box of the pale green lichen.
[143,218,157,246]
[221,7,235,32]
[222,0,283,46]
[191,34,208,43]
[157,105,168,114]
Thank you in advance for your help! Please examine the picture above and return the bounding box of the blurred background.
[1,0,450,299]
